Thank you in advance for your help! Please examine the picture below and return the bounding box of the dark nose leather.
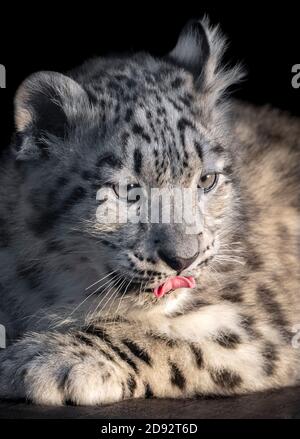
[158,249,199,272]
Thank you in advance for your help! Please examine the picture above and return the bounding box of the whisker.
[85,270,118,291]
[104,277,128,320]
[95,276,125,321]
[114,275,135,316]
[87,273,124,323]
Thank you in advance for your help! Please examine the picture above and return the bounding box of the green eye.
[126,184,141,203]
[198,173,218,192]
[113,183,141,203]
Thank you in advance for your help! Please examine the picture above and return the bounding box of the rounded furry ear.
[168,18,244,114]
[168,20,210,77]
[14,71,90,160]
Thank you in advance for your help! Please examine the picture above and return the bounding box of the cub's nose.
[158,248,199,272]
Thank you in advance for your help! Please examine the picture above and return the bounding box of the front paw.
[0,334,127,406]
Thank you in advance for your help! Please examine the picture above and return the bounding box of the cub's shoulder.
[231,100,300,154]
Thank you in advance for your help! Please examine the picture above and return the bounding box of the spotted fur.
[0,19,299,405]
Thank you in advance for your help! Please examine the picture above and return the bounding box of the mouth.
[153,275,196,298]
[124,274,197,299]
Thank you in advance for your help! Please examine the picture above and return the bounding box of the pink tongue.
[154,276,196,298]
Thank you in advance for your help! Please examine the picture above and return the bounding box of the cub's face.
[91,82,236,295]
[14,20,242,307]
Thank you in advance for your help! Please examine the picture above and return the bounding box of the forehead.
[78,56,198,129]
[74,57,226,184]
[103,98,205,186]
[101,119,225,189]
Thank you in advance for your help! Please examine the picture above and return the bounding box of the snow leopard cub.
[0,19,299,406]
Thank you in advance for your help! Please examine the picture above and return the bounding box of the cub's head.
[13,19,243,310]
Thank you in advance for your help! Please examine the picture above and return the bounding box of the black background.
[0,3,299,149]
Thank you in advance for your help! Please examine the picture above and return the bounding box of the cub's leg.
[0,304,298,405]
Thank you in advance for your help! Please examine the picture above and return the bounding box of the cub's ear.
[14,71,90,160]
[168,20,210,78]
[168,18,244,112]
